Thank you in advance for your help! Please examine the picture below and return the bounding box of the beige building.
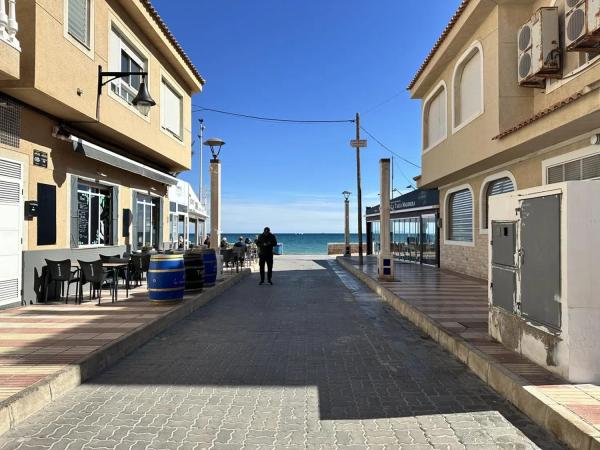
[410,0,600,280]
[0,0,203,308]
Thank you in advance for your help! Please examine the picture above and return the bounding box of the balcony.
[0,0,19,81]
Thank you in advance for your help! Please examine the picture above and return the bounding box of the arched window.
[423,83,447,151]
[453,44,483,130]
[483,177,514,229]
[447,188,473,242]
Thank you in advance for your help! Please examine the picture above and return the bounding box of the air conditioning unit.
[565,0,600,51]
[518,7,560,88]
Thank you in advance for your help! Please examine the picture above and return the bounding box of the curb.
[336,257,600,450]
[0,269,251,437]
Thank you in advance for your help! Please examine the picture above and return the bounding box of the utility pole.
[198,118,205,201]
[355,112,364,266]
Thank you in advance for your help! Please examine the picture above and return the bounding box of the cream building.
[410,0,600,280]
[0,0,203,307]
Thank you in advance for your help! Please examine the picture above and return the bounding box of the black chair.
[232,246,245,272]
[129,254,144,287]
[222,248,235,271]
[77,260,111,304]
[44,259,79,304]
[99,254,120,262]
[140,253,151,280]
[100,254,128,287]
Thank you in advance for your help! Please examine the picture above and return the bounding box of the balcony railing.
[0,0,19,50]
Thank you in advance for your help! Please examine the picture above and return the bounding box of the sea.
[221,233,366,255]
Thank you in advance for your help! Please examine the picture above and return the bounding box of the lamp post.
[342,191,351,257]
[96,65,156,120]
[204,137,225,252]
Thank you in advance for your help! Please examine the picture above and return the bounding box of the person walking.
[256,227,277,285]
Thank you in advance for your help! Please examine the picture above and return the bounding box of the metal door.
[491,221,517,312]
[0,157,23,307]
[519,195,561,329]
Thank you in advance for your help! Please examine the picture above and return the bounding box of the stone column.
[378,158,395,281]
[344,198,350,257]
[209,158,221,250]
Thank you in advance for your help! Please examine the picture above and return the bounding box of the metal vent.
[0,95,21,148]
[566,0,583,7]
[547,152,600,183]
[567,8,586,43]
[0,159,21,179]
[0,181,19,203]
[519,25,531,51]
[0,279,18,303]
[519,53,532,79]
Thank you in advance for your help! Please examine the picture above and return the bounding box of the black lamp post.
[203,137,226,161]
[343,191,351,257]
[96,65,156,119]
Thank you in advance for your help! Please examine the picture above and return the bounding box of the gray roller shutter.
[448,189,473,242]
[546,153,600,184]
[111,186,119,246]
[68,0,90,47]
[70,176,79,248]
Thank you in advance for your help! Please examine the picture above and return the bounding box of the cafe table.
[72,258,130,303]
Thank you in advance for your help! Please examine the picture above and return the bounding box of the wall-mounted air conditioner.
[565,0,600,51]
[518,7,560,88]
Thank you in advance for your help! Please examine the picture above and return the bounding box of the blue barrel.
[147,254,185,304]
[200,249,217,287]
[273,243,283,255]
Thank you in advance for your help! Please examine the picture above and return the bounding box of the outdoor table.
[71,259,130,302]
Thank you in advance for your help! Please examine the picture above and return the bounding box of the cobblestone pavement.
[0,256,563,449]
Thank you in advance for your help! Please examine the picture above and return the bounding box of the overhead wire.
[192,106,355,124]
[359,126,421,169]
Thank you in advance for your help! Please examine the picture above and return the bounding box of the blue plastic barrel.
[201,249,217,287]
[273,243,283,255]
[147,254,185,304]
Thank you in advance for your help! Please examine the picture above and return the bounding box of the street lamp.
[203,137,225,257]
[96,65,156,119]
[342,191,351,257]
[204,137,225,161]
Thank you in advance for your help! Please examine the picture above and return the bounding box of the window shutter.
[68,0,90,47]
[161,81,182,138]
[487,177,514,197]
[448,189,473,242]
[427,89,446,147]
[458,50,482,124]
[70,176,79,248]
[582,153,600,179]
[547,152,600,184]
[111,186,119,246]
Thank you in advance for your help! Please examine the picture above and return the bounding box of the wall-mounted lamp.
[96,65,156,119]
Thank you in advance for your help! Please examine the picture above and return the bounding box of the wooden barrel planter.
[147,254,185,304]
[183,253,204,291]
[200,249,217,288]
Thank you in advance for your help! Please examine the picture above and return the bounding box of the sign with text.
[350,139,367,148]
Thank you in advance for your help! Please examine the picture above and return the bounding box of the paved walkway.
[0,256,562,449]
[345,256,600,435]
[0,271,239,405]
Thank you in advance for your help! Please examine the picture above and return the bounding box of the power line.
[359,126,421,169]
[192,106,355,124]
[363,90,404,116]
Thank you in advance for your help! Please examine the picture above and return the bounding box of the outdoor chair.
[221,248,235,272]
[129,254,144,287]
[77,260,111,305]
[43,259,79,304]
[232,246,245,272]
[100,254,128,287]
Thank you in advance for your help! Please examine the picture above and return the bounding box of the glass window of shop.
[77,182,112,246]
[136,194,159,249]
[188,219,197,246]
[385,214,439,266]
[371,221,381,254]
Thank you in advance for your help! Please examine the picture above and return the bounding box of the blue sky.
[152,0,461,233]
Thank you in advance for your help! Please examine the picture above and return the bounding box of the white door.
[0,157,23,307]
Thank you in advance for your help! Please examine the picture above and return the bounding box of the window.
[161,79,183,139]
[447,188,473,242]
[109,27,148,113]
[68,0,91,48]
[547,153,600,183]
[482,177,514,229]
[453,44,483,129]
[136,194,158,249]
[77,182,112,246]
[423,84,447,150]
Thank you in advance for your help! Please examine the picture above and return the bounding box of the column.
[7,0,18,49]
[0,0,8,42]
[378,159,395,281]
[209,159,221,250]
[344,198,350,256]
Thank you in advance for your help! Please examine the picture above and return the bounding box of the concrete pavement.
[0,256,563,449]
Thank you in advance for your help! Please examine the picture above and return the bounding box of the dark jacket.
[256,232,277,257]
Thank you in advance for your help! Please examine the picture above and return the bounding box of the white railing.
[0,0,19,50]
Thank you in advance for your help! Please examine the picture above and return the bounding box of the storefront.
[366,189,440,267]
[167,180,208,249]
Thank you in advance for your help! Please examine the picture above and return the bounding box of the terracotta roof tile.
[492,91,587,140]
[407,0,471,91]
[139,0,205,86]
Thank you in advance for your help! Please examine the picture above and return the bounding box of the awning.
[71,136,178,185]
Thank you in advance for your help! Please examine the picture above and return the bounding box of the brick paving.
[0,256,562,449]
[0,272,237,405]
[348,256,600,435]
